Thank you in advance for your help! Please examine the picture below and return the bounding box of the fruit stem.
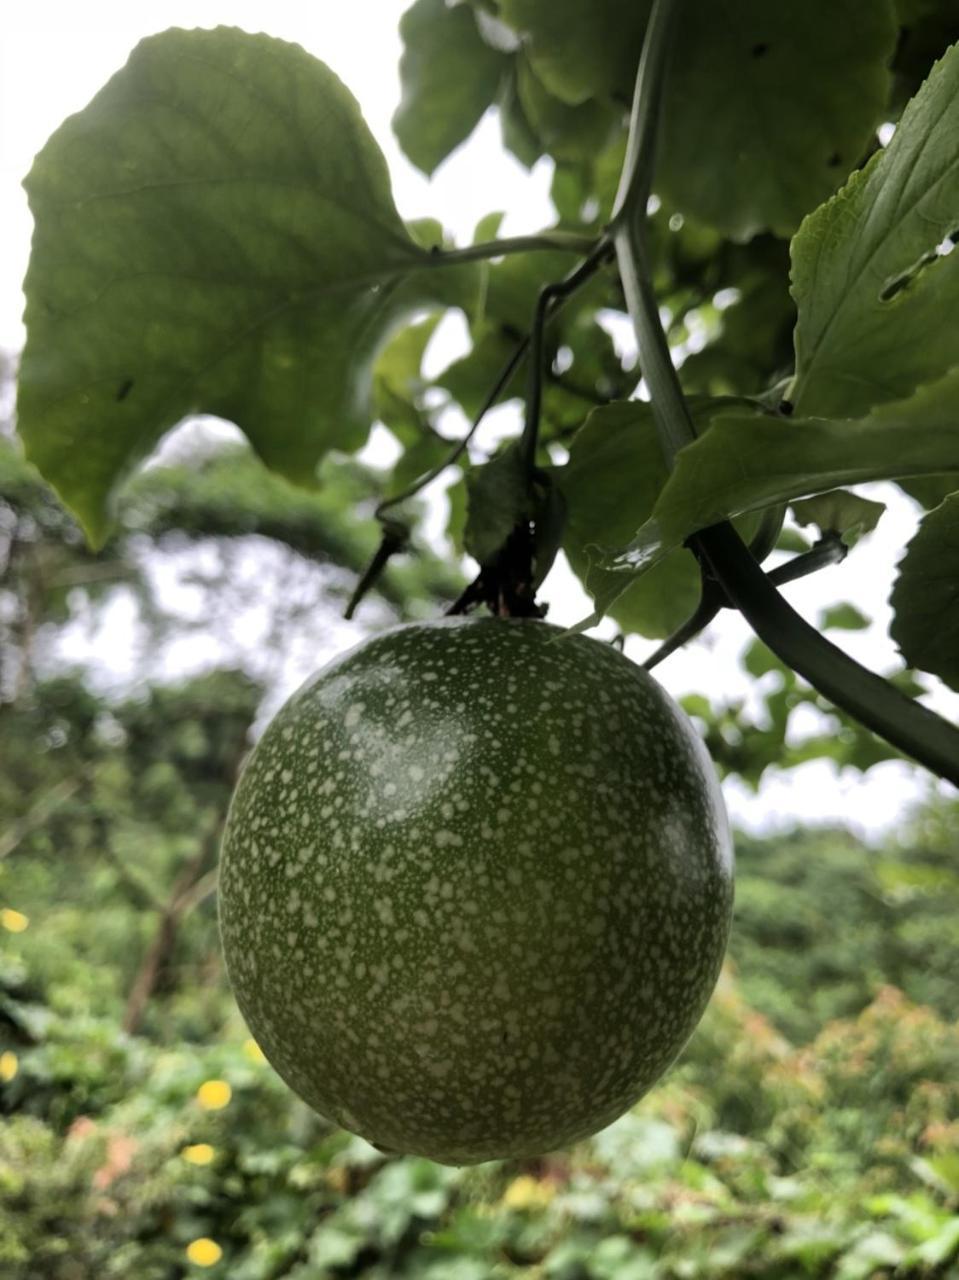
[612,0,959,786]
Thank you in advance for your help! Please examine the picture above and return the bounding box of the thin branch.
[375,339,530,523]
[521,241,616,479]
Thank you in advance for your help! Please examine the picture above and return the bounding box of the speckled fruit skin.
[218,617,733,1165]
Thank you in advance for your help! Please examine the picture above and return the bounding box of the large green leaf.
[17,27,470,546]
[656,0,896,239]
[890,493,959,690]
[791,41,959,418]
[393,0,508,175]
[594,370,959,617]
[501,0,896,238]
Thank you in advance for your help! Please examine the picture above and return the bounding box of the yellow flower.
[243,1038,266,1063]
[1,909,28,933]
[196,1079,232,1111]
[182,1143,215,1165]
[186,1237,222,1267]
[0,1051,18,1083]
[502,1174,555,1211]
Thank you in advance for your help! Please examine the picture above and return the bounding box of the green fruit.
[218,617,733,1164]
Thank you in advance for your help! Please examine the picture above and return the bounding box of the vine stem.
[521,241,616,478]
[431,230,598,268]
[613,0,959,785]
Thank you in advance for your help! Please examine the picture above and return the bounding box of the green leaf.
[603,371,959,618]
[557,402,702,638]
[890,493,959,690]
[497,65,543,169]
[901,1217,959,1270]
[790,490,885,545]
[17,27,470,546]
[679,242,796,399]
[499,0,649,105]
[502,0,896,237]
[792,41,959,418]
[515,56,617,163]
[899,474,959,510]
[819,603,870,631]
[374,314,442,441]
[656,0,896,239]
[463,444,528,564]
[437,328,525,421]
[393,0,508,175]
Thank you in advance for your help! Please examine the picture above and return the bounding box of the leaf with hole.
[791,40,959,418]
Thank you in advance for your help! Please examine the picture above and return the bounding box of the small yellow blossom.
[1,909,28,933]
[502,1174,555,1211]
[196,1079,232,1110]
[0,1051,18,1083]
[243,1038,266,1063]
[182,1143,215,1165]
[186,1237,222,1267]
[325,1165,350,1194]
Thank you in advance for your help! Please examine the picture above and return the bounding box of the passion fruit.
[218,616,733,1164]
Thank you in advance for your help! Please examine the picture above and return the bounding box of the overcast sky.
[3,1,955,834]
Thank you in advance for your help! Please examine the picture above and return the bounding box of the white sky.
[2,2,956,835]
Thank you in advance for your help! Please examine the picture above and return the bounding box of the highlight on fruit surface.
[218,617,733,1165]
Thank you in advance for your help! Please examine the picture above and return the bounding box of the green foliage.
[4,838,959,1276]
[14,5,959,706]
[729,823,959,1041]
